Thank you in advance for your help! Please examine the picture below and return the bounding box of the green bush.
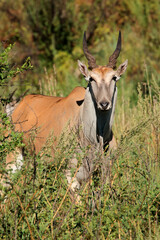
[0,0,160,96]
[0,44,32,187]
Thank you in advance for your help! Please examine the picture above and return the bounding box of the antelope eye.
[90,77,95,82]
[112,76,117,81]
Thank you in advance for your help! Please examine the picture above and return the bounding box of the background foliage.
[0,0,160,239]
[0,0,160,96]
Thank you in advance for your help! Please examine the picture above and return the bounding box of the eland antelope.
[5,31,128,190]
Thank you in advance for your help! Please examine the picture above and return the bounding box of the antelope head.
[78,31,128,111]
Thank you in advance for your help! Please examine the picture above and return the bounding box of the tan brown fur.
[90,66,115,85]
[92,66,113,75]
[12,87,86,154]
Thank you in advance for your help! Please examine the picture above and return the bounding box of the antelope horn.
[83,31,98,70]
[107,31,121,69]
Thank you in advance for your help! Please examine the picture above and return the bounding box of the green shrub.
[0,44,32,191]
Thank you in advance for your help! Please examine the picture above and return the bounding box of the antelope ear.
[78,60,90,81]
[116,59,128,76]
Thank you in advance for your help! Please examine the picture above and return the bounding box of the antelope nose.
[100,101,109,110]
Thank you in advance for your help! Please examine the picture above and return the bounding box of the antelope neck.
[80,84,117,147]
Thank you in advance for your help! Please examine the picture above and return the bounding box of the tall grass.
[0,68,160,239]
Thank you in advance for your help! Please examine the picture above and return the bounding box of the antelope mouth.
[98,106,112,111]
